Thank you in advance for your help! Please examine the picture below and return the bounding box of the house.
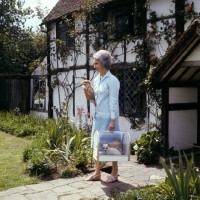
[149,18,200,154]
[30,0,200,155]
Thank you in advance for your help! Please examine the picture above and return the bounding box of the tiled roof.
[42,0,108,24]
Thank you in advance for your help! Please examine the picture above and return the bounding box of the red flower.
[177,32,182,36]
[186,5,192,12]
[151,55,157,60]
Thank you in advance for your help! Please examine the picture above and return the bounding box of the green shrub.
[46,119,65,149]
[27,148,52,176]
[0,111,47,137]
[132,131,163,164]
[23,146,32,162]
[161,151,200,200]
[60,165,82,178]
[114,187,174,200]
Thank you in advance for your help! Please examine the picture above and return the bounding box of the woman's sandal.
[105,174,118,183]
[84,174,101,181]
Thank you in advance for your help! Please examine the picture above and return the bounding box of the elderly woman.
[83,50,120,183]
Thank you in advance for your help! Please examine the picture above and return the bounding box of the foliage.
[160,151,200,200]
[0,111,46,137]
[27,148,52,176]
[0,0,47,74]
[132,131,163,164]
[46,119,65,149]
[60,166,82,178]
[112,186,173,200]
[108,152,200,200]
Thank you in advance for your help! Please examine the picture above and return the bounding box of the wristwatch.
[111,118,116,121]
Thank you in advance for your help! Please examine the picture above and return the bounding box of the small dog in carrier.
[101,143,121,155]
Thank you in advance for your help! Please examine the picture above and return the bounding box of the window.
[111,67,145,117]
[32,79,46,110]
[107,0,146,39]
[114,7,134,39]
[56,20,74,49]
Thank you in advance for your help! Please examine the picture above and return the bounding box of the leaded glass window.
[57,20,74,49]
[32,79,46,110]
[111,67,145,116]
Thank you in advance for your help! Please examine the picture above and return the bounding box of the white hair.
[93,50,112,69]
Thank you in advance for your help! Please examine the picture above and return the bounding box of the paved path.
[0,156,167,200]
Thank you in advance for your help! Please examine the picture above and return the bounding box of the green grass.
[0,131,40,191]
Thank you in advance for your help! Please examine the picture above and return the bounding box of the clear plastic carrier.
[93,130,131,162]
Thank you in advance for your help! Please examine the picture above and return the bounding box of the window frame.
[56,18,75,50]
[114,7,133,39]
[105,0,146,40]
[31,78,46,111]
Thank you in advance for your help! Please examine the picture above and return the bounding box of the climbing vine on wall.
[45,0,199,129]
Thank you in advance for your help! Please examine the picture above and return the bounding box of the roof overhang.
[150,19,200,89]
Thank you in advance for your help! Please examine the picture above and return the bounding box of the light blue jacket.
[93,70,120,119]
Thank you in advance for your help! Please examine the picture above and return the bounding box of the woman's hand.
[107,119,115,131]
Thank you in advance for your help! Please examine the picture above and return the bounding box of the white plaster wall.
[153,19,176,57]
[150,0,200,20]
[126,43,137,63]
[169,110,197,150]
[50,23,58,68]
[148,0,174,19]
[74,69,87,107]
[185,44,200,61]
[52,70,74,117]
[169,87,198,103]
[30,110,48,118]
[119,116,149,142]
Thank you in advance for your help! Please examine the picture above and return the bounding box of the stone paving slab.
[0,156,167,200]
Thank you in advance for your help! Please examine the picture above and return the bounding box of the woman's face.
[93,59,105,73]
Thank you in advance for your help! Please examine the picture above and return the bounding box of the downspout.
[47,24,53,118]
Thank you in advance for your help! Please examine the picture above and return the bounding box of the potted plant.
[131,131,163,164]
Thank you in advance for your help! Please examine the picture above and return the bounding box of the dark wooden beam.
[0,74,31,78]
[47,24,53,118]
[161,62,182,83]
[175,67,191,82]
[181,61,200,67]
[187,68,200,82]
[162,86,169,157]
[198,87,200,145]
[168,102,198,111]
[159,82,200,88]
[31,75,48,78]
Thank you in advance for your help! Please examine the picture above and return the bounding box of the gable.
[185,44,200,62]
[151,19,200,88]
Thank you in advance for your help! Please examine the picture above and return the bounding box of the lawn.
[0,131,39,191]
